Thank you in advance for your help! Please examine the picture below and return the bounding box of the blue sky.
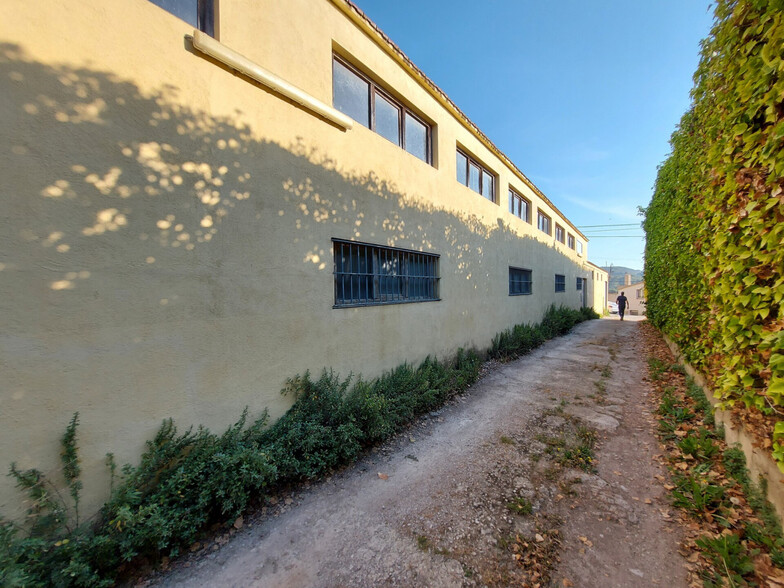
[351,0,716,270]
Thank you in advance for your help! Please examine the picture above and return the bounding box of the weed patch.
[643,322,784,586]
[490,305,597,362]
[506,497,533,516]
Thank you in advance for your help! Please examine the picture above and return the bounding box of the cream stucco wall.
[1,0,598,519]
[588,263,609,314]
[622,281,647,315]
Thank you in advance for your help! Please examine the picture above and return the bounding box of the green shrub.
[1,306,586,585]
[490,305,595,361]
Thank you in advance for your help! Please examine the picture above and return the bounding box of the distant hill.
[601,266,643,293]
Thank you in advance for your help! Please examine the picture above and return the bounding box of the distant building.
[625,281,647,315]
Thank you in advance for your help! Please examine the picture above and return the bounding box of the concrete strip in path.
[150,316,686,587]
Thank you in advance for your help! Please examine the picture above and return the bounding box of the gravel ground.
[143,316,687,587]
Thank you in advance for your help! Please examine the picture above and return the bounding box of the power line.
[576,223,640,228]
[582,227,643,233]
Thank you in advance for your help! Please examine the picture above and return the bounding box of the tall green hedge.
[644,0,784,465]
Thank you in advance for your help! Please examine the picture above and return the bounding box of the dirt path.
[146,317,687,587]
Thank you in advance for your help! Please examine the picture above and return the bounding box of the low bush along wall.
[1,305,598,587]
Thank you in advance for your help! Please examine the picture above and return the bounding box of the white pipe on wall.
[191,30,354,131]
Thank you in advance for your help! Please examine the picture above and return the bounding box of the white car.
[608,302,619,314]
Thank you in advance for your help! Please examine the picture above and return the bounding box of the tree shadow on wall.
[0,42,578,519]
[0,41,565,339]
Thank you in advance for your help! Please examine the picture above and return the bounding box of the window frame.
[509,188,531,223]
[555,223,565,244]
[456,148,496,203]
[148,0,215,36]
[537,210,552,235]
[509,266,533,296]
[333,239,440,308]
[332,55,432,165]
[555,274,566,293]
[567,233,576,249]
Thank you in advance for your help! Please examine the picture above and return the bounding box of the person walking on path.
[616,291,629,321]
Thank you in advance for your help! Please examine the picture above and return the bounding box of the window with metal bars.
[333,240,439,307]
[509,267,533,296]
[555,274,566,292]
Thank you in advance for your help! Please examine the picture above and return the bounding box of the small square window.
[555,274,566,292]
[509,267,532,295]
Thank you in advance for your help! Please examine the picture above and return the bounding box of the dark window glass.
[405,112,428,162]
[510,189,531,223]
[374,92,401,146]
[333,56,432,164]
[509,267,533,296]
[333,60,370,128]
[555,224,565,243]
[538,211,551,235]
[555,274,566,292]
[567,234,575,249]
[334,240,439,307]
[457,149,495,203]
[456,151,468,184]
[481,174,494,201]
[576,278,583,290]
[468,162,481,193]
[148,0,214,35]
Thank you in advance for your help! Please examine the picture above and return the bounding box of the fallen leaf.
[578,536,593,547]
[562,579,574,587]
[233,516,243,530]
[535,533,545,542]
[644,498,653,504]
[613,470,622,476]
[378,472,388,480]
[663,484,676,490]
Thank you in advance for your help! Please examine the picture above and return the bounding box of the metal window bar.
[334,241,439,307]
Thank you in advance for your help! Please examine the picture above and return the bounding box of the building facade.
[623,281,647,315]
[0,0,604,517]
